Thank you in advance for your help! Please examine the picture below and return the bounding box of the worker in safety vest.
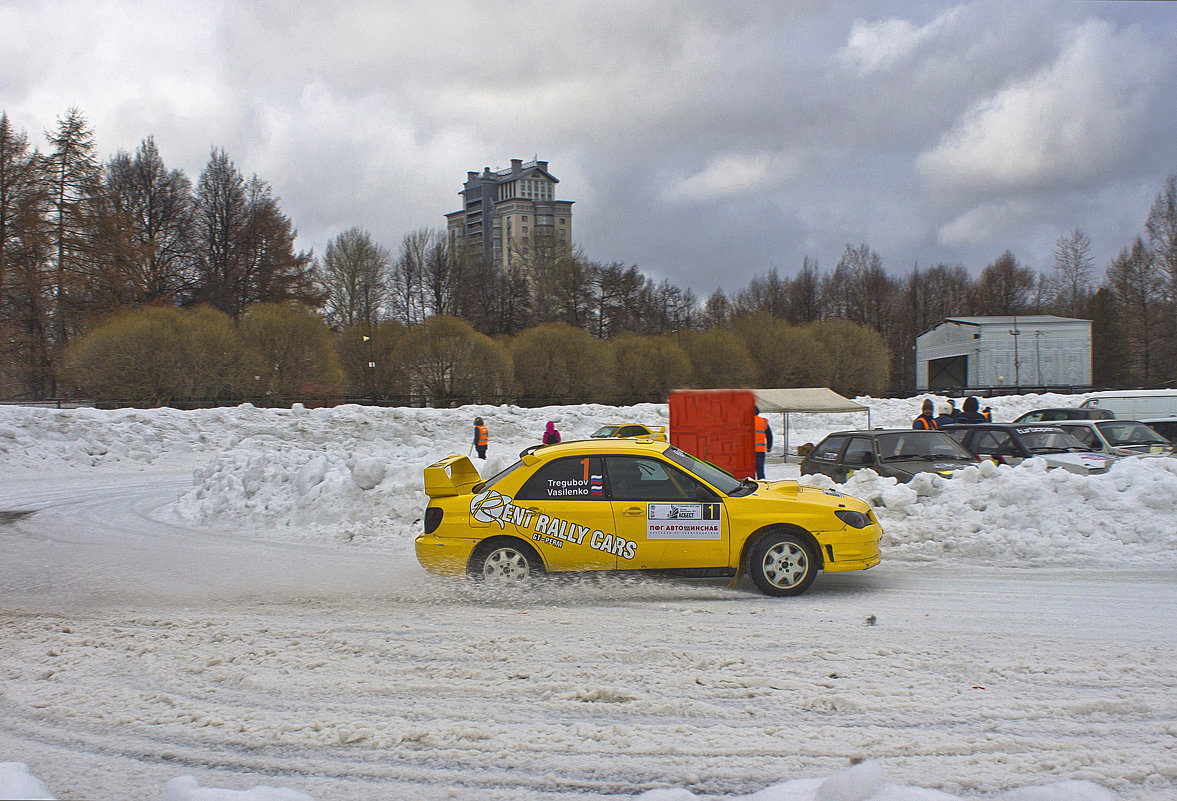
[473,417,488,459]
[753,406,772,479]
[912,399,939,430]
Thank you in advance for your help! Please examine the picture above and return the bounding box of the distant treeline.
[3,108,1177,403]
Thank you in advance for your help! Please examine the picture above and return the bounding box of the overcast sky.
[3,0,1177,296]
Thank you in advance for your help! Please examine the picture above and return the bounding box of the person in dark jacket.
[957,396,987,423]
[934,402,957,429]
[543,421,561,444]
[912,399,938,430]
[473,417,488,459]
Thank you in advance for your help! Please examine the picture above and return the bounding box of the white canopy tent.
[752,388,871,458]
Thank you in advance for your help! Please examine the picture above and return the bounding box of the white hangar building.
[915,315,1092,391]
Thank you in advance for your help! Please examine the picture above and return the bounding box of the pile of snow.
[5,392,1177,568]
[0,759,1120,801]
[800,456,1177,566]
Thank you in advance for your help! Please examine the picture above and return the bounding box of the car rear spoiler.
[423,455,483,498]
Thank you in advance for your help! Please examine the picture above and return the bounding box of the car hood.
[881,457,976,476]
[1037,451,1116,473]
[752,480,872,510]
[1109,444,1173,457]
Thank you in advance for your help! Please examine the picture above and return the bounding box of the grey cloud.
[4,0,1177,296]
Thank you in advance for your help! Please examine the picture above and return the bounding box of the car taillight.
[424,506,443,534]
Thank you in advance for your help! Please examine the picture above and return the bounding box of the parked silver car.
[942,423,1117,475]
[1054,420,1174,457]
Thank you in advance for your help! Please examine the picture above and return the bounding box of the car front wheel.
[748,531,817,597]
[468,539,544,583]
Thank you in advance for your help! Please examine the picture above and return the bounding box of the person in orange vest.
[753,406,772,479]
[912,399,938,430]
[473,417,488,460]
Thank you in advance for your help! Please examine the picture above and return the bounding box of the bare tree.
[1106,238,1166,385]
[193,149,314,316]
[0,113,50,398]
[314,227,390,329]
[390,228,431,326]
[1052,228,1095,316]
[786,256,822,324]
[1145,175,1177,361]
[973,251,1034,315]
[44,107,102,387]
[101,137,198,306]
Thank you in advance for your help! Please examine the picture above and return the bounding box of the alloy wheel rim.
[483,547,530,580]
[763,542,807,588]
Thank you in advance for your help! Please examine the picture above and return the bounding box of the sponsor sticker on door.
[646,502,721,540]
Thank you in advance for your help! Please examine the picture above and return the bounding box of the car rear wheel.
[468,539,544,583]
[748,531,817,597]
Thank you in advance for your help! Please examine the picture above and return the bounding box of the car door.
[605,455,727,570]
[969,429,1022,465]
[1058,424,1102,452]
[804,435,849,481]
[513,455,617,570]
[841,436,877,479]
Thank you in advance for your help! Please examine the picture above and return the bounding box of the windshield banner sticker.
[646,502,721,540]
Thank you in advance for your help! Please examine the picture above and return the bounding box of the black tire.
[747,530,817,597]
[468,539,545,584]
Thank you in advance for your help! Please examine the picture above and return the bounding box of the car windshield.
[1014,427,1087,453]
[876,431,975,461]
[662,445,745,495]
[590,426,621,438]
[1096,421,1169,446]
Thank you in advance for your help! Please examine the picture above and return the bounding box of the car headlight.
[835,509,871,529]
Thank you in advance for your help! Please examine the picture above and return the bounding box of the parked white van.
[1080,390,1177,419]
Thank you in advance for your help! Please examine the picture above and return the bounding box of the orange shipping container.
[669,389,757,479]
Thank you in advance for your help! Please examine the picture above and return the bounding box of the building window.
[522,215,528,222]
[523,226,528,234]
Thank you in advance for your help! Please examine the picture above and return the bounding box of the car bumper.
[414,533,478,577]
[818,524,883,573]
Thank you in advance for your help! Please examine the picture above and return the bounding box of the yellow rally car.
[416,439,881,596]
[589,423,667,441]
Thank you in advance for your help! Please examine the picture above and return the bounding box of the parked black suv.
[800,429,978,483]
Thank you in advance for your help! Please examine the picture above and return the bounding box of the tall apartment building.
[445,158,573,269]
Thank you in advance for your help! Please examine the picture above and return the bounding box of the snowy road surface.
[2,468,1175,800]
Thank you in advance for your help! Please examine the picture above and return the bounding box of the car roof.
[941,422,1064,431]
[524,438,668,458]
[820,429,948,437]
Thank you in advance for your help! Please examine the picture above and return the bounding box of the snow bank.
[5,392,1177,568]
[1,759,1120,801]
[799,456,1177,566]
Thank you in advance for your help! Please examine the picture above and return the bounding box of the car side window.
[812,436,847,462]
[619,426,645,437]
[604,456,713,502]
[1064,427,1097,448]
[1021,412,1043,422]
[515,456,606,501]
[972,430,1010,454]
[843,437,874,466]
[990,431,1017,454]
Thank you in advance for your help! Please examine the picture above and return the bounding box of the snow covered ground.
[1,393,1175,800]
